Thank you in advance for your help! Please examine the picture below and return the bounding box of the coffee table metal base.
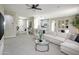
[35,43,49,52]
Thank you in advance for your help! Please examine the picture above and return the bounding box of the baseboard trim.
[4,35,16,39]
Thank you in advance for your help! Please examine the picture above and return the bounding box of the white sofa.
[44,34,66,45]
[60,40,79,55]
[43,32,79,55]
[43,32,70,45]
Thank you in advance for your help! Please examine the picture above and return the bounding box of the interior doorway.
[28,17,34,35]
[17,19,27,34]
[16,17,34,35]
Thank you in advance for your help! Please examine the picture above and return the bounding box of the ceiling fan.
[26,4,42,10]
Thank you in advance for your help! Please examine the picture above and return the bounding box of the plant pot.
[39,40,42,42]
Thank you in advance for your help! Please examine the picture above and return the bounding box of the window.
[51,20,55,32]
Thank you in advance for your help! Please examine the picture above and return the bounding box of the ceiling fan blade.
[35,8,42,10]
[32,4,36,8]
[35,4,39,7]
[25,4,32,7]
[26,4,42,10]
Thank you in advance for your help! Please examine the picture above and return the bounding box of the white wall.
[34,16,46,29]
[0,5,4,55]
[55,16,78,33]
[0,36,4,55]
[34,7,78,33]
[4,15,16,38]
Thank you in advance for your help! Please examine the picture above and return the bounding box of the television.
[0,13,4,40]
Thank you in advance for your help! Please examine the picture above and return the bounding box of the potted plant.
[38,30,43,42]
[72,14,79,33]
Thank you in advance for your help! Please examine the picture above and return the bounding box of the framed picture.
[40,19,49,29]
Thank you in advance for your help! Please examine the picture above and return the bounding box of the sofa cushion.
[69,34,77,41]
[60,40,79,54]
[44,34,66,45]
[61,40,79,51]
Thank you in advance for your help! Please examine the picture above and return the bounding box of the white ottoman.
[60,40,79,55]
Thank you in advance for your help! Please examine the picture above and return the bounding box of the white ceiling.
[3,4,79,17]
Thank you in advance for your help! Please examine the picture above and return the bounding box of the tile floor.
[3,33,65,55]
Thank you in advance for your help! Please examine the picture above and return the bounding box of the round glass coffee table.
[35,39,49,52]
